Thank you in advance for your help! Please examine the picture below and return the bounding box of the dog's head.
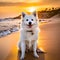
[21,12,38,29]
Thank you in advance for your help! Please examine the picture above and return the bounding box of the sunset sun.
[27,7,36,12]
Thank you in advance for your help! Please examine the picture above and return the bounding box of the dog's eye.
[26,19,28,21]
[31,19,33,21]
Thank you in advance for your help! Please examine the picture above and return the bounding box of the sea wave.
[0,27,19,38]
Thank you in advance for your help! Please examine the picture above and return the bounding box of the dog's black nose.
[29,22,31,25]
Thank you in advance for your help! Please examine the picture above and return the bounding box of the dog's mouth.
[28,25,32,28]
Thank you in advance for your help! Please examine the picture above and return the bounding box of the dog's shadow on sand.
[17,50,46,60]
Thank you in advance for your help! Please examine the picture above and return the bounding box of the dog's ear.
[32,11,36,17]
[22,12,26,18]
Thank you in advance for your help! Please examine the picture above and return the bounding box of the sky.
[0,0,60,3]
[0,0,41,2]
[0,0,60,7]
[0,0,60,16]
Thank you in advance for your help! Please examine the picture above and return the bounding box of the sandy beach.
[0,20,60,60]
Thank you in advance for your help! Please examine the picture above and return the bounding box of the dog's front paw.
[20,56,24,60]
[34,53,39,58]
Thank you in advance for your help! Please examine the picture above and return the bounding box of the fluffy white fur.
[18,12,40,60]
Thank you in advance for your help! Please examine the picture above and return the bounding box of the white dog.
[18,12,40,60]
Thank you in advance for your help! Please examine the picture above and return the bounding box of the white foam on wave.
[0,27,19,38]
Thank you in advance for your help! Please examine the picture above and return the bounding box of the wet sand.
[0,22,60,60]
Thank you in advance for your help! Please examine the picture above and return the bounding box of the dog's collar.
[26,30,34,35]
[26,30,33,32]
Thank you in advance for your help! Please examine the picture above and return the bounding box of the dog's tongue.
[28,25,32,28]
